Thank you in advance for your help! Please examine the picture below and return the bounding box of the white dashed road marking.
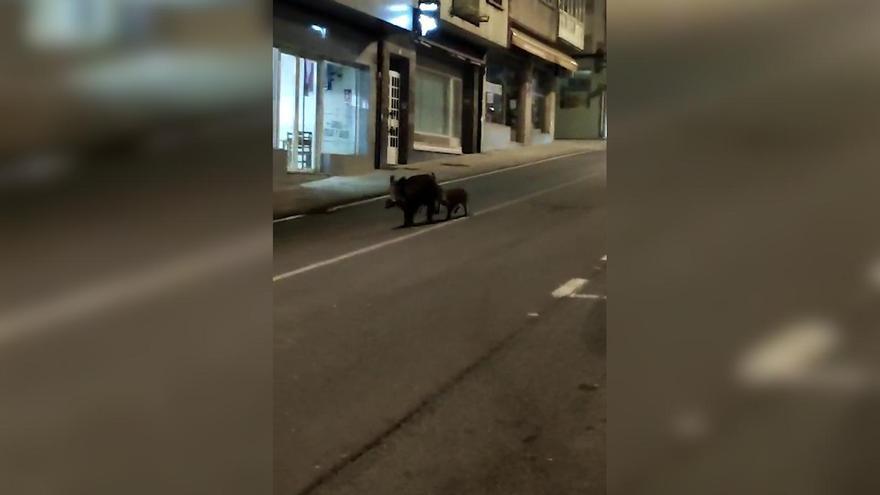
[274,217,468,282]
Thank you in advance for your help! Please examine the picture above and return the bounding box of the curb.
[272,147,603,220]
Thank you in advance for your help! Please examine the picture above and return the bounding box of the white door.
[387,70,401,165]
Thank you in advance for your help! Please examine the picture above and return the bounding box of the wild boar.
[385,173,441,227]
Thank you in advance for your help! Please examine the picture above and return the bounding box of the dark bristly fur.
[386,173,441,227]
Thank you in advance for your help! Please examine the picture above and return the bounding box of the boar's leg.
[425,200,435,224]
[403,206,415,227]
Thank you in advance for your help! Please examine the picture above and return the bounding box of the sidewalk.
[273,140,605,218]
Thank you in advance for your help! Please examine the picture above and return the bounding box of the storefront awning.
[510,29,578,73]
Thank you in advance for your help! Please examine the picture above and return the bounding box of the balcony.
[558,0,586,50]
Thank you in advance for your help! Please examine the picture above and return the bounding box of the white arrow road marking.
[552,278,588,298]
[736,318,839,387]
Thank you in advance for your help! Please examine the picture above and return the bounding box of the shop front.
[409,38,484,163]
[505,28,576,145]
[482,52,522,151]
[555,60,606,140]
[273,5,377,177]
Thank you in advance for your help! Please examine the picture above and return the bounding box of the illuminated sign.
[416,1,440,36]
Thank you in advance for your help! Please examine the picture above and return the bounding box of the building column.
[516,61,533,144]
[376,41,389,168]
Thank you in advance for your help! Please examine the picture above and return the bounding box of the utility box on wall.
[451,0,486,26]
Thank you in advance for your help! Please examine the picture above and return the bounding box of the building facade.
[482,0,580,151]
[273,1,406,179]
[273,0,506,176]
[407,0,508,162]
[272,0,606,180]
[555,0,607,140]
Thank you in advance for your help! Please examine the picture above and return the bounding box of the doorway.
[387,54,410,165]
[387,69,401,165]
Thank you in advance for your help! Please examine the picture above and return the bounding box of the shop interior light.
[418,2,439,12]
[387,4,411,12]
[388,14,412,29]
[310,24,327,38]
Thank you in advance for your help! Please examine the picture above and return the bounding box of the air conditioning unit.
[452,0,489,26]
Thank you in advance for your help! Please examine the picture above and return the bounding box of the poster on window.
[323,64,357,155]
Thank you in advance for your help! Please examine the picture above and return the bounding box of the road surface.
[273,151,607,494]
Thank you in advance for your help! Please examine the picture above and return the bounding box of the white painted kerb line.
[273,217,468,282]
[326,194,391,213]
[0,231,268,347]
[273,214,305,224]
[439,150,594,186]
[474,175,594,216]
[552,278,588,298]
[274,175,592,282]
[324,150,595,213]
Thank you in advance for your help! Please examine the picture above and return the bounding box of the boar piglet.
[440,187,469,220]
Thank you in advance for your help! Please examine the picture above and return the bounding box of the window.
[415,68,462,140]
[322,62,365,156]
[485,82,505,125]
[558,71,591,109]
[559,0,587,20]
[416,69,450,135]
[273,48,370,171]
[27,0,118,48]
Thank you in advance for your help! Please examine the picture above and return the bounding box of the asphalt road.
[273,151,607,494]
